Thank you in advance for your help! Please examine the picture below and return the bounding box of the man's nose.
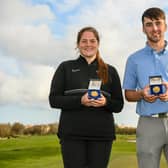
[152,23,159,31]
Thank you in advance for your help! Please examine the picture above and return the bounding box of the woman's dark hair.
[77,26,108,84]
[142,7,166,24]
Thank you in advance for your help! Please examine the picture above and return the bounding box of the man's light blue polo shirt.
[123,42,168,116]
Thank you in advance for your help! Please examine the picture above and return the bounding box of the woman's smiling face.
[78,31,99,60]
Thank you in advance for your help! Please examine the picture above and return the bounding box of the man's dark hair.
[142,7,166,24]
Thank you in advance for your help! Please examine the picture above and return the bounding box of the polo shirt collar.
[145,40,168,54]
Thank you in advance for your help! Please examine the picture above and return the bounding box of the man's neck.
[148,40,165,52]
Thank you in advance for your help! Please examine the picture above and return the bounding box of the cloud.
[55,0,80,13]
[0,0,61,65]
[0,0,167,67]
[0,62,54,108]
[0,24,63,64]
[0,0,55,24]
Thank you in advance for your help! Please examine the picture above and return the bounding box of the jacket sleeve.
[49,62,82,110]
[105,66,124,113]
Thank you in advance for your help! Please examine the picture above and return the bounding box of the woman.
[49,26,124,168]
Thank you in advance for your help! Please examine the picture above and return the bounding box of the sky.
[0,0,168,127]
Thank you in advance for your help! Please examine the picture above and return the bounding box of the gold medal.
[90,90,99,97]
[149,75,163,95]
[88,79,102,99]
[152,86,160,94]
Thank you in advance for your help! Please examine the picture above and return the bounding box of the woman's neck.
[82,55,97,64]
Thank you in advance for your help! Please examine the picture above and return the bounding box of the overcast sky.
[0,0,168,126]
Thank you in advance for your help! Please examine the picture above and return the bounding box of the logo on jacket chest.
[72,69,80,72]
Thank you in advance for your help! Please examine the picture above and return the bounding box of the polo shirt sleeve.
[123,56,137,90]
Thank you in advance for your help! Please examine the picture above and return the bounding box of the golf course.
[0,135,167,168]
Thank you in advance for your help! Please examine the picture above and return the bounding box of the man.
[123,7,168,168]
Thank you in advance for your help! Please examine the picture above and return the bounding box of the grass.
[109,135,167,168]
[0,135,61,168]
[0,135,167,168]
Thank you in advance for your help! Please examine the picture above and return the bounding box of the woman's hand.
[81,93,106,107]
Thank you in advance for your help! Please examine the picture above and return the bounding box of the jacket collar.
[77,55,98,65]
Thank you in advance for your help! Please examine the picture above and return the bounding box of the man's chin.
[148,37,161,43]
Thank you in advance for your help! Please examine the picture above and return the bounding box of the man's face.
[143,17,167,43]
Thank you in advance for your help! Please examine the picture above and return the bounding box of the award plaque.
[88,79,102,99]
[149,75,163,95]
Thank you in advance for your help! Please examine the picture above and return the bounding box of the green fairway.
[109,135,167,168]
[0,135,167,168]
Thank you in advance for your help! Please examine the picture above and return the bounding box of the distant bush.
[0,122,59,138]
[115,125,136,135]
[24,124,58,135]
[0,123,11,138]
[0,122,136,137]
[11,122,25,135]
[48,123,58,134]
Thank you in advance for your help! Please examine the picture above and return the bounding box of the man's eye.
[155,22,161,26]
[146,23,152,27]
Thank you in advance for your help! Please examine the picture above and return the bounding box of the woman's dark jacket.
[49,56,124,140]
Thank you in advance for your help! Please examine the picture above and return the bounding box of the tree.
[0,123,11,138]
[11,122,25,135]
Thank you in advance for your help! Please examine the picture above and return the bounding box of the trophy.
[149,75,163,95]
[88,79,102,99]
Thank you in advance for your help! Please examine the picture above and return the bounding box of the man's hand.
[142,85,158,103]
[159,82,168,102]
